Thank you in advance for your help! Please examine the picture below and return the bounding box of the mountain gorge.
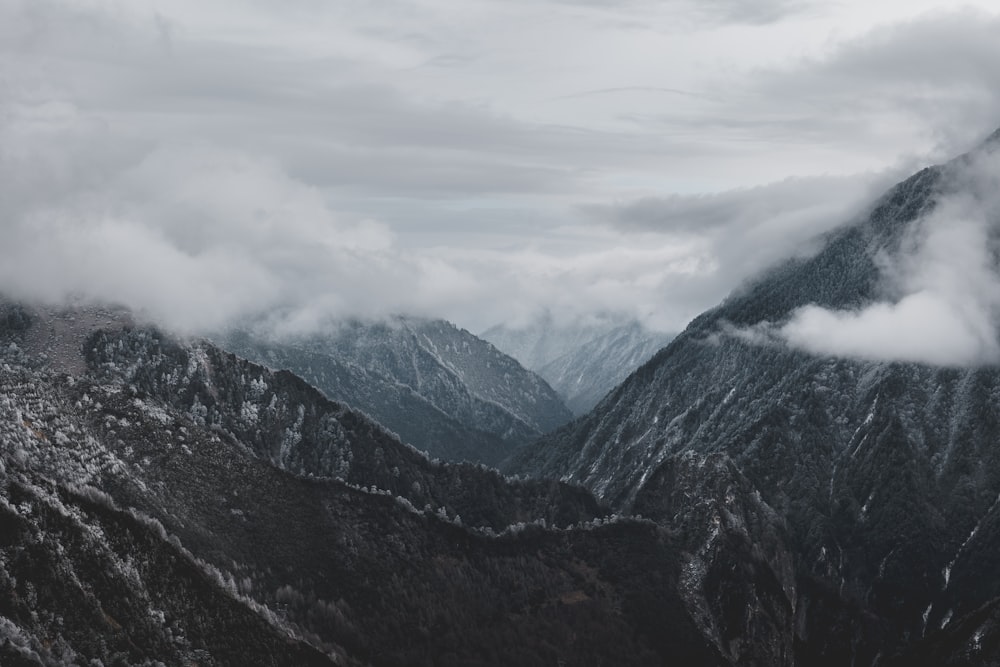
[217,317,571,466]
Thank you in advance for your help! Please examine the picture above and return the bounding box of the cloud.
[691,0,816,25]
[0,89,711,335]
[0,1,616,202]
[542,0,816,26]
[579,171,897,324]
[729,8,1000,157]
[583,175,881,235]
[616,8,1000,175]
[0,0,844,337]
[774,144,1000,366]
[4,0,1000,341]
[0,136,409,332]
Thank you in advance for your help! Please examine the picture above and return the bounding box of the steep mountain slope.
[482,317,674,414]
[218,317,571,465]
[0,302,799,665]
[506,136,1000,663]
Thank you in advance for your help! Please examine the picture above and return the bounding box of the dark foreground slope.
[0,303,796,665]
[506,136,1000,663]
[219,316,571,466]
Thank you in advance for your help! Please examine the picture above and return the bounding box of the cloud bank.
[3,1,1000,338]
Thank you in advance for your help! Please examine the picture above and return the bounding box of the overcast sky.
[3,0,1000,336]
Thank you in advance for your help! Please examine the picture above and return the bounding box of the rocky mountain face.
[217,317,571,466]
[0,302,802,666]
[504,137,1000,663]
[482,317,674,415]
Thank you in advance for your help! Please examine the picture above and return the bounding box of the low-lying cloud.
[0,97,722,334]
[4,1,1000,340]
[775,145,1000,366]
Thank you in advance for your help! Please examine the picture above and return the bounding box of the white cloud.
[0,139,405,332]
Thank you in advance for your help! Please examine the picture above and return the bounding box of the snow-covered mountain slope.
[505,133,1000,663]
[482,317,673,415]
[217,316,572,465]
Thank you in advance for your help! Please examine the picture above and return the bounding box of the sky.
[3,0,1000,338]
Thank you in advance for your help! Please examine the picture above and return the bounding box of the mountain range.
[4,133,1000,665]
[0,303,750,666]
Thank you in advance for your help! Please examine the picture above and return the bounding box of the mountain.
[482,316,674,415]
[505,135,1000,663]
[0,301,797,665]
[8,136,1000,665]
[216,316,572,466]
